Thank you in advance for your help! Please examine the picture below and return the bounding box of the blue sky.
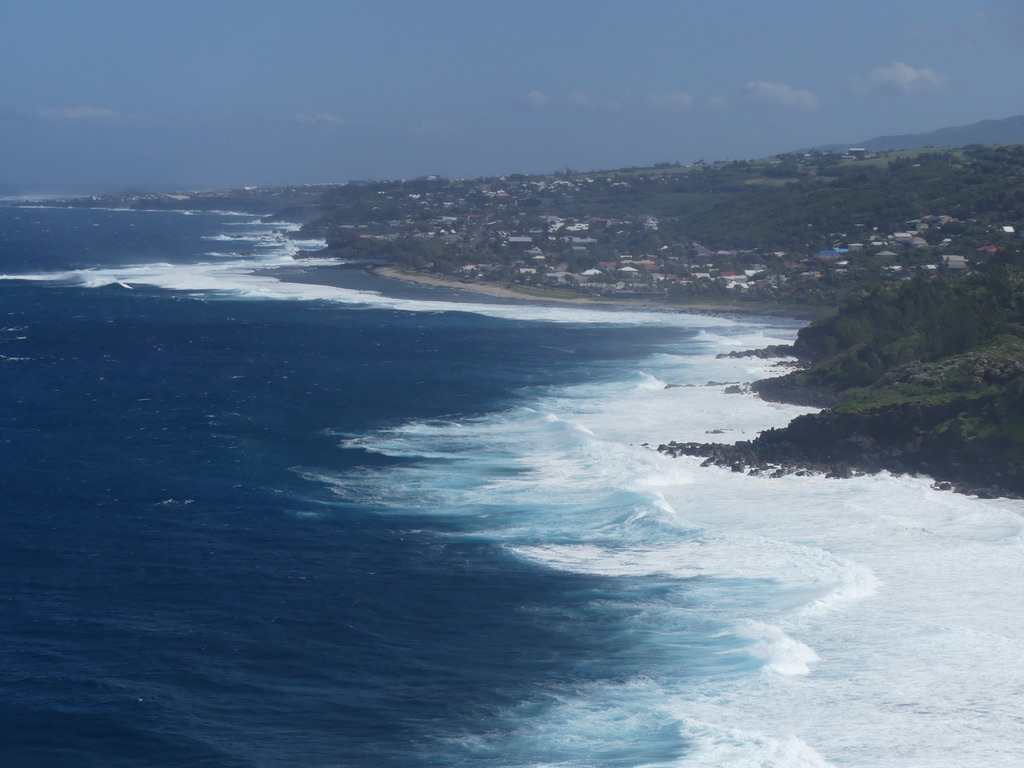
[2,0,1022,191]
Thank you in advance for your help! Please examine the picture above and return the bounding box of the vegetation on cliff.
[671,145,1024,252]
[790,258,1024,389]
[674,264,1024,496]
[291,144,1022,310]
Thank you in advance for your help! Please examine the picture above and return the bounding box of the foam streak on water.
[317,320,1024,767]
[4,206,1023,767]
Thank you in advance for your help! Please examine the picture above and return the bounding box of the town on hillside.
[49,144,1024,310]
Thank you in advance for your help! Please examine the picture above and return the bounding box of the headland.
[659,274,1024,499]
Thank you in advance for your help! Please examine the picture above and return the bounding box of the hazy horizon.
[3,0,1022,193]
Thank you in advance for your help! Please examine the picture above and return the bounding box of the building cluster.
[331,172,1018,303]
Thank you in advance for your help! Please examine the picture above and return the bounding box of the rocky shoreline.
[299,263,1024,500]
[659,351,1024,500]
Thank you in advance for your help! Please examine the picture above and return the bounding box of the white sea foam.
[0,217,329,295]
[676,722,834,768]
[0,213,802,332]
[315,312,1024,767]
[8,210,1023,764]
[734,620,820,675]
[224,218,270,226]
[0,239,780,328]
[2,256,774,327]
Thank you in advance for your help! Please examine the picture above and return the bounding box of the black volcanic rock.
[661,272,1024,498]
[715,344,796,360]
[659,395,1024,498]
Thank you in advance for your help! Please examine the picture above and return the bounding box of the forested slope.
[665,263,1024,497]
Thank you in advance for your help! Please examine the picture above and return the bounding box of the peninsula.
[661,267,1024,497]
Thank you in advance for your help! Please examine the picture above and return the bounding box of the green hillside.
[731,264,1024,495]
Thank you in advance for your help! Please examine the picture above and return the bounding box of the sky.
[2,0,1022,192]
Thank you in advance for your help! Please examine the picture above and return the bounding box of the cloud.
[526,88,700,115]
[404,119,457,136]
[569,90,631,111]
[709,95,730,111]
[850,61,950,94]
[294,112,348,125]
[525,89,551,109]
[646,91,694,112]
[34,105,129,122]
[744,81,818,111]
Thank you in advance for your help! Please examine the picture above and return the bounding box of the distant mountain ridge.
[808,114,1024,153]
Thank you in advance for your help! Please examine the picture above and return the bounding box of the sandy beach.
[268,261,826,318]
[370,267,619,305]
[367,266,826,318]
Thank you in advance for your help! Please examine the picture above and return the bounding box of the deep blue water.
[1,207,756,767]
[11,206,1021,768]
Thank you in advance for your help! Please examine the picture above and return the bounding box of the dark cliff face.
[660,394,1024,498]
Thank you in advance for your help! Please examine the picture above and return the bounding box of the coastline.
[14,201,1024,767]
[370,267,599,304]
[365,266,828,318]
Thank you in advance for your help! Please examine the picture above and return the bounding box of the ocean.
[1,205,1022,768]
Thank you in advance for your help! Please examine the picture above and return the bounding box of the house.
[723,274,749,289]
